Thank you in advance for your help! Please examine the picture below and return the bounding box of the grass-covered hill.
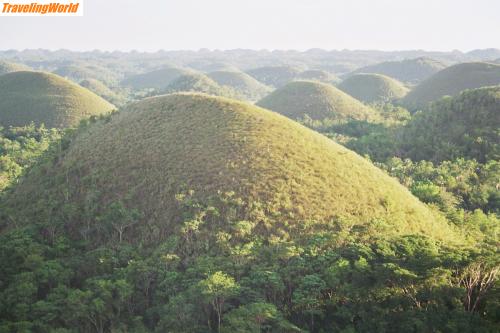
[338,73,409,103]
[0,71,115,128]
[402,62,500,110]
[79,78,127,106]
[53,63,120,86]
[163,73,237,98]
[3,93,456,241]
[0,60,30,75]
[121,66,194,90]
[400,86,500,162]
[350,57,447,84]
[246,65,301,87]
[296,69,340,84]
[207,70,272,101]
[257,80,379,121]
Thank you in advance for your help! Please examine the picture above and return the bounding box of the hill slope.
[402,62,500,109]
[207,70,272,101]
[79,78,126,106]
[0,60,30,75]
[121,66,193,90]
[338,73,409,103]
[401,86,500,162]
[0,71,115,128]
[350,57,447,84]
[4,93,456,241]
[257,80,378,121]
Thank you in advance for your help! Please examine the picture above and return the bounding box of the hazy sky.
[0,0,499,51]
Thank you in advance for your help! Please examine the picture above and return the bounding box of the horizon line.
[1,47,499,54]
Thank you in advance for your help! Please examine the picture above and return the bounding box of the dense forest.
[0,48,498,333]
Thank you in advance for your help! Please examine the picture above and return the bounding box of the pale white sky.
[0,0,498,51]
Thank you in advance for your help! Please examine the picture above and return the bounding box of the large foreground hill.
[4,93,454,240]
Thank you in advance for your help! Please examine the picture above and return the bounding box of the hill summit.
[338,73,409,103]
[0,71,115,128]
[207,70,272,101]
[163,73,237,98]
[257,80,378,121]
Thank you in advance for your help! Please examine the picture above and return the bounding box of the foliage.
[0,124,61,191]
[0,190,497,332]
[400,86,500,162]
[377,158,500,215]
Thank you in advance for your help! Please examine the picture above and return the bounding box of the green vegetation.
[121,66,194,90]
[376,158,499,215]
[246,65,301,88]
[338,73,409,103]
[0,60,31,75]
[402,62,500,110]
[207,70,272,101]
[257,80,379,122]
[0,71,115,128]
[0,124,61,191]
[349,57,447,84]
[400,86,500,162]
[337,86,500,164]
[163,73,238,98]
